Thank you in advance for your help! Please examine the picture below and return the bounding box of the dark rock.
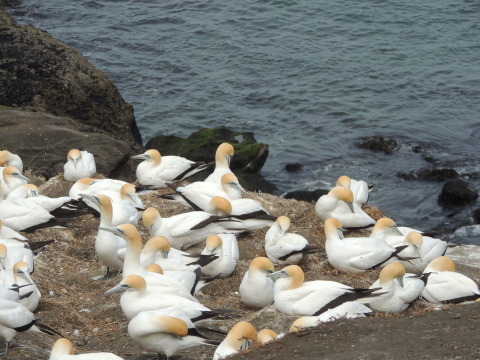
[356,135,399,154]
[283,189,328,203]
[398,168,459,181]
[0,107,138,181]
[285,163,303,172]
[146,126,269,173]
[0,0,19,7]
[0,10,141,145]
[472,209,480,224]
[438,179,478,208]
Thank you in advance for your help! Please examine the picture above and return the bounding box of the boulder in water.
[438,179,478,208]
[355,135,399,154]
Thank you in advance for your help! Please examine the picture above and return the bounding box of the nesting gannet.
[289,302,372,331]
[213,321,256,360]
[128,310,218,360]
[200,234,238,278]
[256,329,278,345]
[265,216,321,265]
[0,243,33,273]
[0,150,23,173]
[160,173,245,211]
[0,261,40,312]
[49,338,125,360]
[267,265,382,316]
[205,143,235,183]
[421,256,480,304]
[239,257,275,309]
[63,149,96,182]
[315,187,375,228]
[141,204,243,250]
[336,175,371,206]
[0,166,29,197]
[368,262,424,313]
[324,218,409,272]
[132,149,210,187]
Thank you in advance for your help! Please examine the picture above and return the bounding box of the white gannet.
[49,338,125,360]
[69,178,95,200]
[289,302,372,331]
[0,219,27,241]
[324,218,408,272]
[368,262,424,313]
[132,149,210,187]
[213,321,256,360]
[0,151,23,173]
[267,265,382,316]
[239,257,275,309]
[128,310,218,360]
[265,216,321,265]
[63,149,96,182]
[0,166,29,197]
[315,187,375,228]
[256,329,278,345]
[421,256,480,304]
[205,143,235,183]
[1,261,40,312]
[200,234,238,278]
[160,173,245,211]
[81,194,137,226]
[336,175,371,206]
[0,244,33,273]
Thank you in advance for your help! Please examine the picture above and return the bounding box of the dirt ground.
[5,174,480,360]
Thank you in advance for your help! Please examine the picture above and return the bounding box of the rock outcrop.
[438,179,478,208]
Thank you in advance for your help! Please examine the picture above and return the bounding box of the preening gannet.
[265,216,321,265]
[49,337,125,359]
[267,265,382,316]
[421,256,480,304]
[315,187,375,228]
[0,151,23,173]
[132,149,210,187]
[204,143,235,183]
[336,175,371,206]
[256,328,278,345]
[239,257,275,309]
[368,262,424,313]
[213,321,256,360]
[63,149,96,182]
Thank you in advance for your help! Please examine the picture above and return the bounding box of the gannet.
[0,150,23,173]
[421,256,480,304]
[0,243,33,273]
[213,321,256,360]
[81,193,138,226]
[256,329,278,345]
[0,261,40,312]
[160,173,245,211]
[132,149,210,187]
[0,166,29,197]
[63,149,96,182]
[200,234,238,278]
[239,257,275,309]
[141,204,243,250]
[315,187,375,228]
[49,338,125,359]
[0,219,27,241]
[128,310,218,360]
[324,218,408,272]
[368,262,424,313]
[267,265,382,316]
[205,143,235,183]
[289,302,372,331]
[265,216,321,265]
[336,175,371,206]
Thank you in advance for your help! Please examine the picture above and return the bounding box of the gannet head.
[256,329,277,345]
[225,321,256,352]
[372,218,403,236]
[205,235,223,255]
[267,264,304,289]
[99,224,141,245]
[336,175,352,188]
[221,173,246,194]
[379,262,406,287]
[323,218,344,239]
[105,274,147,294]
[153,316,188,337]
[67,149,82,169]
[209,196,232,215]
[3,165,29,183]
[216,143,235,165]
[13,261,31,283]
[328,187,354,213]
[144,236,171,259]
[145,263,164,274]
[405,231,423,261]
[0,150,13,166]
[249,257,274,274]
[50,338,75,355]
[120,183,136,200]
[426,256,455,272]
[131,149,161,164]
[142,207,161,232]
[290,317,317,332]
[275,216,291,234]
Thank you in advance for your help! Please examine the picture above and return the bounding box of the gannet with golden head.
[336,175,371,206]
[421,256,480,304]
[239,257,275,309]
[324,218,409,272]
[200,234,238,278]
[267,264,382,316]
[265,216,321,265]
[0,166,29,197]
[0,150,23,173]
[49,338,125,359]
[315,186,375,228]
[213,321,256,360]
[205,142,235,184]
[256,329,278,345]
[63,149,96,182]
[132,149,210,187]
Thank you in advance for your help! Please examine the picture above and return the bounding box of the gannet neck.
[50,338,75,355]
[216,143,234,165]
[118,224,143,276]
[97,195,113,226]
[153,316,188,337]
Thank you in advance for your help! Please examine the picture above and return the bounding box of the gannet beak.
[414,245,422,262]
[17,270,32,284]
[80,194,98,203]
[161,250,169,259]
[15,173,29,182]
[396,276,404,288]
[267,270,288,279]
[337,227,345,240]
[131,154,150,160]
[392,225,403,236]
[29,190,38,197]
[73,158,78,169]
[99,226,124,237]
[347,201,355,213]
[105,283,129,295]
[234,182,247,194]
[0,258,5,270]
[227,154,232,166]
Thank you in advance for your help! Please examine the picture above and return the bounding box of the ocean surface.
[8,0,480,243]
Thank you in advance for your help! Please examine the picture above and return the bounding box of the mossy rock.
[146,126,269,173]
